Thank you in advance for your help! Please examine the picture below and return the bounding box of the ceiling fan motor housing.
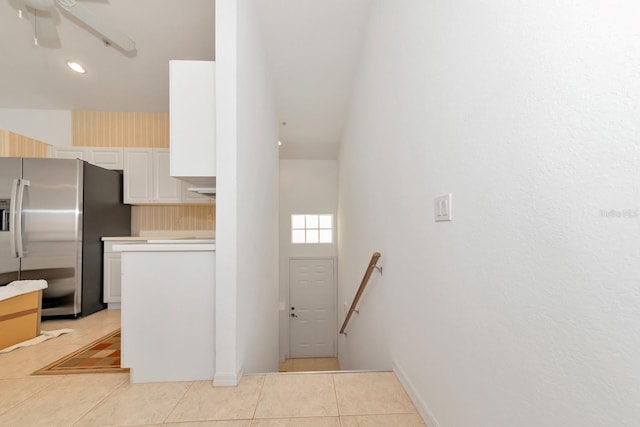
[23,0,55,11]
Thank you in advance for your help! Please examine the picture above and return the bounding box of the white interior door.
[289,258,336,358]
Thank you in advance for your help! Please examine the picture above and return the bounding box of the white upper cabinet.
[152,149,181,203]
[169,60,216,186]
[123,148,203,205]
[51,146,124,170]
[124,148,154,204]
[89,147,124,170]
[50,146,89,161]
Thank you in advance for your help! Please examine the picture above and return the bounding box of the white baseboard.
[213,364,244,386]
[393,361,441,427]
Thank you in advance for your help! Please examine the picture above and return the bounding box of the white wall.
[279,160,338,360]
[235,0,280,375]
[214,0,239,385]
[215,0,279,385]
[338,1,640,427]
[0,108,72,146]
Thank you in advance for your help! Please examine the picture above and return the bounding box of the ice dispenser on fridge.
[0,199,9,232]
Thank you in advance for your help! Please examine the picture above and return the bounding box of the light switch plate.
[435,194,452,222]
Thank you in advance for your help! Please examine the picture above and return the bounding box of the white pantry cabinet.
[169,60,216,184]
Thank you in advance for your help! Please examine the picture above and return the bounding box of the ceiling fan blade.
[55,0,136,52]
[33,10,60,47]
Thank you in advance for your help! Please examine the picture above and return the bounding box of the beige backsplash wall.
[73,111,213,234]
[131,205,216,235]
[0,130,51,157]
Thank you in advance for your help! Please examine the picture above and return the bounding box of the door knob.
[290,313,298,318]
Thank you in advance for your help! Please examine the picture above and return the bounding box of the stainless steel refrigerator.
[0,158,131,317]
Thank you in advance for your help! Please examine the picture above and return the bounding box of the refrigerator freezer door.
[0,158,21,286]
[81,163,130,316]
[20,158,83,316]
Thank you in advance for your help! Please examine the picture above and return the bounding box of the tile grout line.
[68,373,130,427]
[0,376,64,419]
[332,373,342,423]
[162,380,196,424]
[251,375,268,420]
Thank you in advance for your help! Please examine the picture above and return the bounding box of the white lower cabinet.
[103,241,127,308]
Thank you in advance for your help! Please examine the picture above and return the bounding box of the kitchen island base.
[118,244,215,383]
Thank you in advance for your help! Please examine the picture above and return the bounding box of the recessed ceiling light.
[278,140,282,146]
[66,60,86,74]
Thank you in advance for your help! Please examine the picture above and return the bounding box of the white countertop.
[145,238,215,244]
[102,236,155,241]
[102,230,215,242]
[102,236,216,242]
[113,242,216,252]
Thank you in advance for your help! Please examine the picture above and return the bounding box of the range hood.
[180,176,216,197]
[188,187,216,197]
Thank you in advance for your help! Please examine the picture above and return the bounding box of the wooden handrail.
[340,252,381,334]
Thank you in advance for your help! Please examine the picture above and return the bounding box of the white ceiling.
[0,0,372,159]
[256,0,372,159]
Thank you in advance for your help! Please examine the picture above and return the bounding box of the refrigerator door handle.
[9,179,19,257]
[15,179,30,259]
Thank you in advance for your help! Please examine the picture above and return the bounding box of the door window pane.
[306,229,319,243]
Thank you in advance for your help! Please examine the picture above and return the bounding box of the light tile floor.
[0,310,425,426]
[279,357,340,372]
